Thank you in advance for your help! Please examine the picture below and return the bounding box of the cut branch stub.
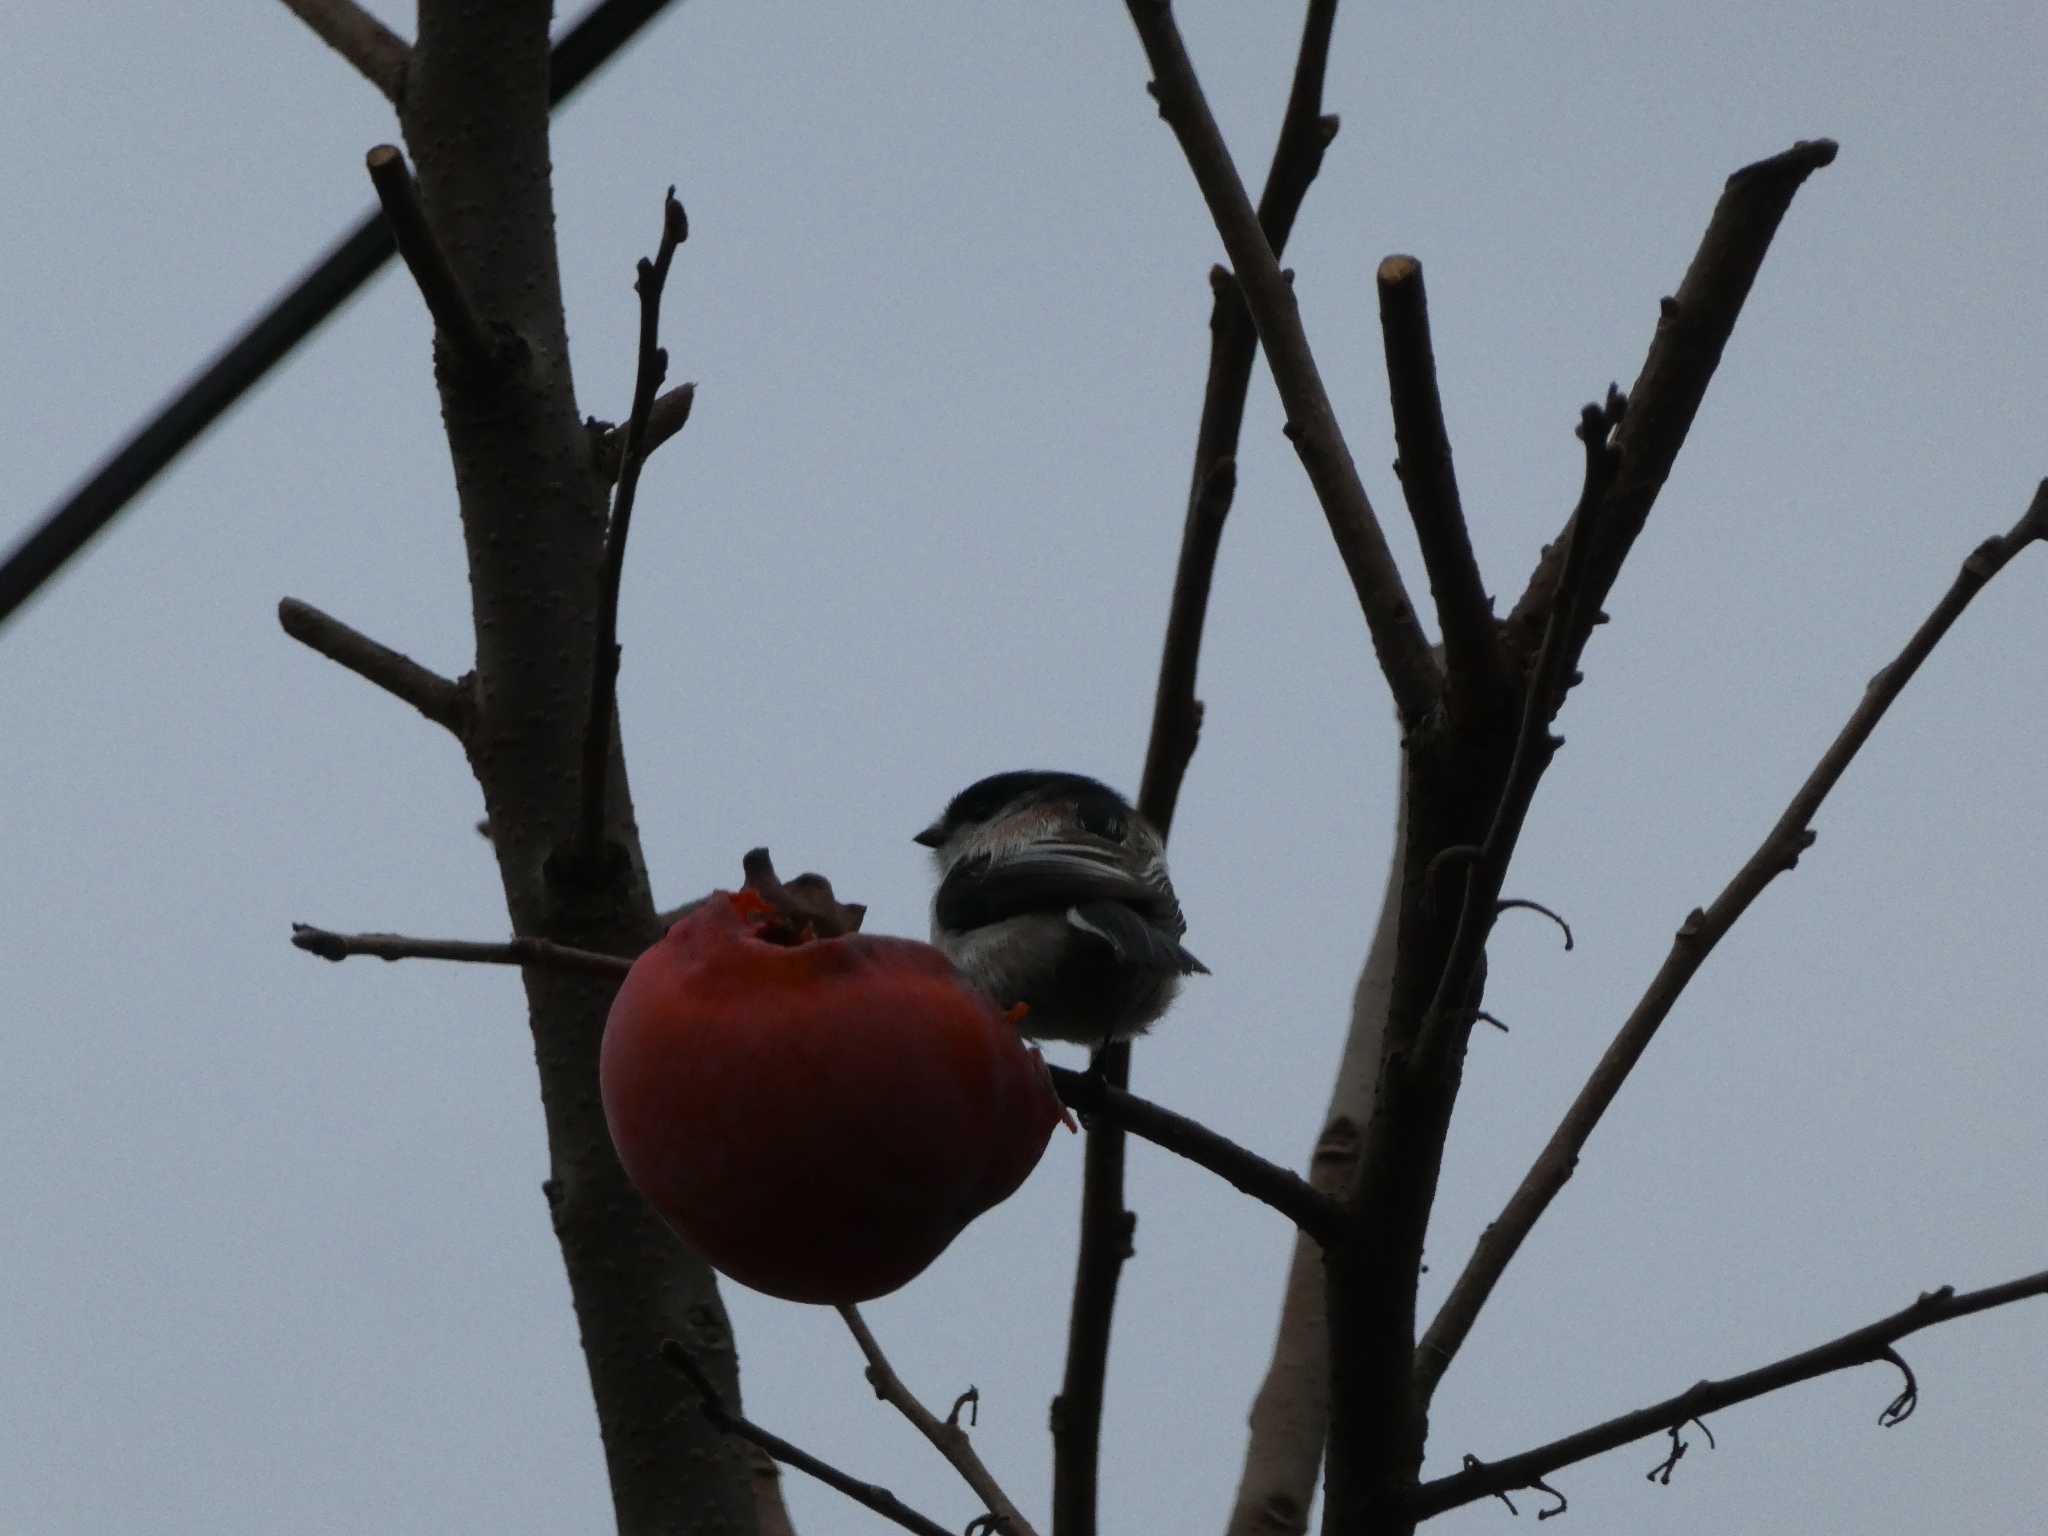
[364,144,517,373]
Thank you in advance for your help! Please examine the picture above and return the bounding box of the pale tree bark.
[1226,796,1402,1536]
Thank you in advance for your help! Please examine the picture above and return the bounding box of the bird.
[914,769,1206,1047]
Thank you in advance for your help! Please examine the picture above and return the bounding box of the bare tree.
[272,3,2045,1535]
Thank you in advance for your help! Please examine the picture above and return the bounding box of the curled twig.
[1646,1423,1690,1486]
[1496,897,1574,951]
[837,1307,1037,1536]
[948,1388,980,1430]
[1877,1347,1918,1426]
[1528,1475,1567,1521]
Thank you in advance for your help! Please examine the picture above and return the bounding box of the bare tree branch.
[578,188,688,865]
[277,0,410,103]
[1413,392,1624,1073]
[839,1305,1040,1536]
[276,597,470,735]
[1136,0,1340,834]
[1064,10,1346,1534]
[283,920,1335,1244]
[1122,0,1440,728]
[1503,139,1839,671]
[290,923,631,978]
[1049,1068,1344,1245]
[1135,454,1234,833]
[1414,1269,2048,1519]
[364,145,507,372]
[1376,256,1492,699]
[590,382,696,484]
[663,1341,958,1536]
[1418,480,2048,1399]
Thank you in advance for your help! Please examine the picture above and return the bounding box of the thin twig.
[364,145,504,370]
[1413,1269,2048,1519]
[590,382,696,483]
[661,1341,957,1536]
[1376,254,1492,696]
[1417,481,2048,1399]
[1495,897,1573,951]
[290,923,633,979]
[277,596,469,736]
[1049,1067,1342,1245]
[277,0,410,102]
[1069,11,1344,1535]
[578,187,688,863]
[1123,0,1438,727]
[1412,392,1624,1074]
[839,1306,1040,1536]
[288,910,1341,1244]
[1135,455,1234,833]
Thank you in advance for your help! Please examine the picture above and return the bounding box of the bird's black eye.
[1078,805,1126,842]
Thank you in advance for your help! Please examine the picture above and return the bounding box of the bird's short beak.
[912,822,946,849]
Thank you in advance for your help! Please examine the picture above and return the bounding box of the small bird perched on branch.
[915,770,1206,1047]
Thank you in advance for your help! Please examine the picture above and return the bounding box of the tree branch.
[277,0,410,104]
[276,596,469,736]
[290,923,632,978]
[1412,391,1624,1074]
[1417,480,2048,1399]
[1049,1067,1344,1246]
[578,187,688,864]
[364,145,507,372]
[663,1341,958,1536]
[839,1305,1040,1536]
[1376,255,1492,699]
[1503,139,1838,671]
[1413,1269,2048,1519]
[284,918,1340,1250]
[1136,0,1340,835]
[1123,0,1439,728]
[1064,10,1346,1534]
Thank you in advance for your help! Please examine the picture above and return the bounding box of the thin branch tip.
[578,184,693,861]
[287,924,631,979]
[1125,0,1438,725]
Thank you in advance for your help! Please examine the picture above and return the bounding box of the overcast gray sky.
[5,3,2045,1533]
